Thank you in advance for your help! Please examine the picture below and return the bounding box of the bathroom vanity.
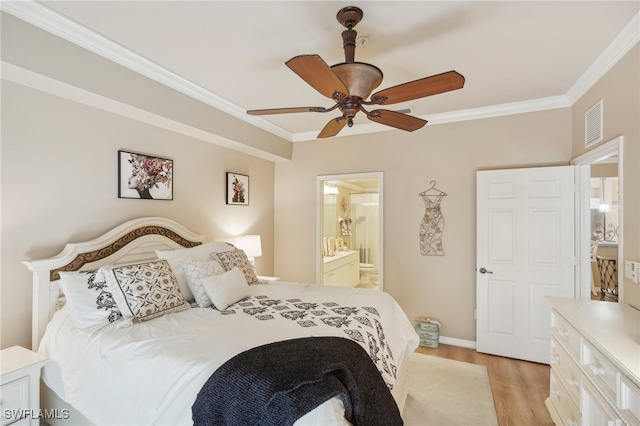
[322,250,359,287]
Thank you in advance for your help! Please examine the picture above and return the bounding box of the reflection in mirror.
[572,136,621,303]
[589,160,619,303]
[318,173,383,291]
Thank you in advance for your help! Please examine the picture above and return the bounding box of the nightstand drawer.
[0,346,49,426]
[0,376,29,426]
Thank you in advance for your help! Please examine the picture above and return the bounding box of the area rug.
[402,353,499,426]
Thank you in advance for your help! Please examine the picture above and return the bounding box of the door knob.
[479,267,493,274]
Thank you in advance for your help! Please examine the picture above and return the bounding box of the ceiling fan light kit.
[247,6,465,138]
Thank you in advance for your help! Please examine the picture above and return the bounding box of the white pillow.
[201,267,250,311]
[102,260,189,326]
[156,241,236,301]
[58,270,122,329]
[180,259,227,307]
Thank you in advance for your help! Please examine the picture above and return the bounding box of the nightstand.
[0,346,49,426]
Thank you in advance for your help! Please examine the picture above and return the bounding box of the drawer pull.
[589,364,605,376]
[559,328,569,338]
[567,418,578,426]
[551,389,561,398]
[567,378,579,388]
[550,352,560,363]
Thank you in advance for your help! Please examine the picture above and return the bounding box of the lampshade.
[235,235,262,258]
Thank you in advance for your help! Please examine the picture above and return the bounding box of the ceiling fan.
[247,6,465,138]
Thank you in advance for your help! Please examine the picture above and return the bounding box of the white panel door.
[476,166,576,364]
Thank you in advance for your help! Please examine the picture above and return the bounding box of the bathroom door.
[476,166,576,364]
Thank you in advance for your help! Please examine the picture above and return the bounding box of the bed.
[23,217,419,425]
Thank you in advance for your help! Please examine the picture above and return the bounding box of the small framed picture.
[226,172,249,205]
[118,150,173,200]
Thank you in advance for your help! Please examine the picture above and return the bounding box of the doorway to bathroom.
[316,172,383,291]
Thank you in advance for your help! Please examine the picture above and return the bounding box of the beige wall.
[1,14,283,350]
[571,44,640,309]
[1,81,276,350]
[275,110,572,342]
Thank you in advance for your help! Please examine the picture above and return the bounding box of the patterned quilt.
[216,293,398,389]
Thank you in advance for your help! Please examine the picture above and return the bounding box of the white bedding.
[39,281,419,425]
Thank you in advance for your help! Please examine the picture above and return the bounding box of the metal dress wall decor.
[419,181,447,256]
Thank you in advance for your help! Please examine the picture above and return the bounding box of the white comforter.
[39,282,419,425]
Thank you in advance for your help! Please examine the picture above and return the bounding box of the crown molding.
[2,61,290,162]
[566,11,640,104]
[0,0,293,142]
[292,95,571,142]
[2,2,637,143]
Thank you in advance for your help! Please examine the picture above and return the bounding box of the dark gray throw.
[192,336,403,426]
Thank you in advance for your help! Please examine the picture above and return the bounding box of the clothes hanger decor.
[419,181,447,256]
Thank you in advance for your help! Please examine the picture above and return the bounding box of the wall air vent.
[393,107,414,115]
[585,100,603,148]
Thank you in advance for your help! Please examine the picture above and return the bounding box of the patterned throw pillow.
[59,270,123,329]
[210,249,259,284]
[102,260,188,325]
[180,259,227,307]
[156,241,237,302]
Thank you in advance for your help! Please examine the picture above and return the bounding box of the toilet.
[359,263,377,284]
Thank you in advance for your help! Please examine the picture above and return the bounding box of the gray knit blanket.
[191,336,403,426]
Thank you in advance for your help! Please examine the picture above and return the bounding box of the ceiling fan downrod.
[337,6,363,63]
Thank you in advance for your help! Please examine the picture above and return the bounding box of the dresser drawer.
[620,375,640,425]
[581,340,619,403]
[548,371,580,426]
[551,310,581,360]
[580,378,622,426]
[550,337,581,406]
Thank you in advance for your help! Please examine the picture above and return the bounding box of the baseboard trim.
[439,336,477,349]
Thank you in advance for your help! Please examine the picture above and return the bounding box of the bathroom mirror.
[316,172,383,291]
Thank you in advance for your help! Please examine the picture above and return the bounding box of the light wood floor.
[415,344,554,426]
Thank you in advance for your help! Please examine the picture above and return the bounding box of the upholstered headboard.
[23,217,211,349]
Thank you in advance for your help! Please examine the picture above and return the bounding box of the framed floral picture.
[226,172,249,205]
[118,150,173,200]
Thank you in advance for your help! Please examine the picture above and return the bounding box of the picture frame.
[118,150,173,200]
[226,172,249,205]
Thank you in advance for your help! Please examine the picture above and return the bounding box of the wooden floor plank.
[415,344,554,426]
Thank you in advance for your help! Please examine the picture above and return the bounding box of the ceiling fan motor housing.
[331,62,383,99]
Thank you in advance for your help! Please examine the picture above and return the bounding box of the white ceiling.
[15,1,640,141]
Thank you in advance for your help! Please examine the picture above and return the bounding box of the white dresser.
[546,297,640,426]
[322,251,360,287]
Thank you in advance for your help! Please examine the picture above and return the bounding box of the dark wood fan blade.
[368,109,427,132]
[370,71,464,105]
[286,55,349,99]
[318,117,347,138]
[247,107,323,115]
